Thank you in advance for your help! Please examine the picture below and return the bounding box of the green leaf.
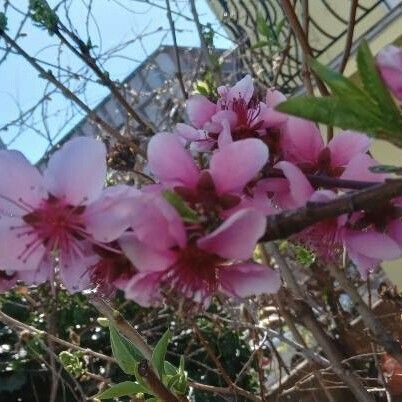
[256,15,270,38]
[164,361,178,376]
[251,40,270,50]
[109,324,142,375]
[310,59,370,101]
[96,381,147,399]
[276,96,385,134]
[162,190,198,223]
[152,329,172,378]
[356,41,402,133]
[369,165,402,175]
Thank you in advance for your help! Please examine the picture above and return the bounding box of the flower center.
[167,244,224,299]
[22,195,86,248]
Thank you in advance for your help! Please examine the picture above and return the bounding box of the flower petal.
[85,185,139,243]
[198,208,266,260]
[281,117,324,164]
[44,137,106,205]
[59,251,97,293]
[0,150,44,215]
[218,75,254,104]
[129,193,187,250]
[344,230,401,260]
[123,272,164,307]
[275,161,313,208]
[263,90,288,127]
[210,138,268,194]
[0,216,46,272]
[376,45,402,101]
[220,262,281,297]
[341,154,387,183]
[119,233,177,272]
[186,95,217,128]
[147,133,200,188]
[328,131,371,167]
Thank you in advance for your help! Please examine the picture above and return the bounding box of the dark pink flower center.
[166,244,224,299]
[12,195,87,263]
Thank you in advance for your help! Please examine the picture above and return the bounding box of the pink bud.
[376,45,402,101]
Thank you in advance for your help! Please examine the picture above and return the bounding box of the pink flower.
[117,193,280,306]
[147,133,268,213]
[376,45,402,101]
[0,138,135,292]
[282,120,372,179]
[184,76,287,149]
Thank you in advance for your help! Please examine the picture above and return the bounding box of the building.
[207,0,402,93]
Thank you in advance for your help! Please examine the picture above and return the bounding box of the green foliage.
[277,41,402,143]
[162,190,199,223]
[109,324,142,375]
[369,164,402,175]
[0,12,7,33]
[151,328,171,378]
[292,244,316,268]
[59,351,85,378]
[253,15,285,50]
[96,381,147,399]
[29,0,58,33]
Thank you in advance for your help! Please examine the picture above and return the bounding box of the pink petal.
[129,193,187,250]
[211,110,238,129]
[0,150,44,215]
[59,251,97,293]
[210,138,268,194]
[197,208,266,260]
[264,90,288,127]
[174,123,204,142]
[310,189,337,203]
[344,230,401,260]
[341,154,387,183]
[281,117,324,164]
[217,119,233,148]
[328,131,371,167]
[220,262,281,297]
[186,95,217,128]
[388,219,402,247]
[44,137,106,205]
[18,258,51,286]
[0,216,46,272]
[219,75,254,104]
[119,233,177,272]
[84,185,139,243]
[147,133,200,188]
[376,45,402,101]
[346,248,380,279]
[275,161,313,207]
[123,272,164,307]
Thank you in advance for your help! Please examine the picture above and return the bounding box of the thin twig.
[165,0,187,99]
[265,243,374,402]
[339,0,359,74]
[327,263,402,365]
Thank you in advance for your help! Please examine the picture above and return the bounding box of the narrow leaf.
[276,96,385,134]
[357,40,402,132]
[152,329,172,378]
[162,190,198,223]
[96,381,147,399]
[109,324,142,375]
[310,59,370,101]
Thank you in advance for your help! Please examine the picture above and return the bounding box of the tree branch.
[262,179,402,241]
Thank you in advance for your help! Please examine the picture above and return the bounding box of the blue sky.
[0,1,232,162]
